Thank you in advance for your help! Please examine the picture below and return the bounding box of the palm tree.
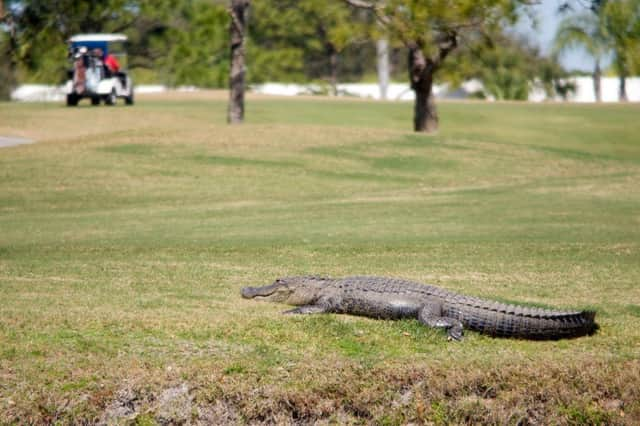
[601,0,640,102]
[554,12,609,102]
[555,0,640,102]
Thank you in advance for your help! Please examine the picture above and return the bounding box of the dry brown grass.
[7,357,634,424]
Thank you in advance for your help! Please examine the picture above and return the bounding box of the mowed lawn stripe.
[0,97,639,423]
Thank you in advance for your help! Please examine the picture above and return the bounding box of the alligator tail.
[451,302,598,339]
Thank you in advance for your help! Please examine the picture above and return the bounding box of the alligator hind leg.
[418,303,464,341]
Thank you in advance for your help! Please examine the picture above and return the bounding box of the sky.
[514,0,601,72]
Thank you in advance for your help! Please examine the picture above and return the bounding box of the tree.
[345,0,527,133]
[1,0,172,87]
[157,1,229,88]
[14,0,141,81]
[556,0,640,102]
[228,0,249,124]
[601,0,640,101]
[452,33,573,101]
[248,0,372,94]
[296,1,370,95]
[554,9,609,102]
[0,1,18,100]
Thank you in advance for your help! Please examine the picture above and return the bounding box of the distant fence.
[10,77,640,103]
[10,84,167,102]
[565,77,640,102]
[252,78,640,102]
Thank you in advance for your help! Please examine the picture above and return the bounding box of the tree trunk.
[228,0,249,124]
[619,75,627,102]
[409,47,438,133]
[329,48,338,96]
[618,62,628,102]
[0,6,18,101]
[593,59,601,103]
[413,81,438,133]
[376,38,389,100]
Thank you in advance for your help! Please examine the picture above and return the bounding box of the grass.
[1,93,639,424]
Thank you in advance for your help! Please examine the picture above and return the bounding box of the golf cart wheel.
[105,89,117,106]
[125,89,134,106]
[91,96,100,106]
[66,94,78,106]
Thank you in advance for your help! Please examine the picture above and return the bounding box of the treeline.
[1,0,638,101]
[5,0,381,94]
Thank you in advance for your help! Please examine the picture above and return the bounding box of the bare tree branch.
[343,0,391,26]
[433,31,458,68]
[343,0,377,9]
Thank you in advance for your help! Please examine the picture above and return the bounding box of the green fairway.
[1,95,639,424]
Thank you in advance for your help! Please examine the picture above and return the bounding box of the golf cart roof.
[69,34,128,43]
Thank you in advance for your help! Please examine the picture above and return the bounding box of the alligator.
[241,276,597,340]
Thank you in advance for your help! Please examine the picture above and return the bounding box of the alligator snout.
[241,283,279,299]
[241,286,258,299]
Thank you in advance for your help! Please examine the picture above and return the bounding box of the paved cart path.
[0,136,35,148]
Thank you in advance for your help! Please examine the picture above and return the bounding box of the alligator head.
[241,276,330,306]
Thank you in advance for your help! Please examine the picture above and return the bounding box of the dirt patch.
[99,387,142,425]
[197,400,241,424]
[99,383,194,425]
[155,383,193,424]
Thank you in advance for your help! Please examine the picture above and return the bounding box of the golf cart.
[65,33,134,106]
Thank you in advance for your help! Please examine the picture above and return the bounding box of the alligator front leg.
[418,303,464,341]
[282,305,329,315]
[282,296,340,315]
